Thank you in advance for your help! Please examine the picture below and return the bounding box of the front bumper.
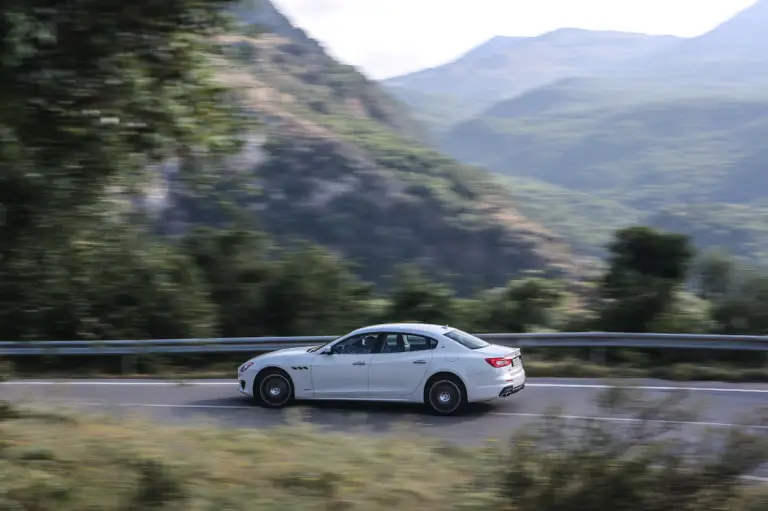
[237,377,251,397]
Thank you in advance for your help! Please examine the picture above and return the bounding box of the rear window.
[444,329,490,349]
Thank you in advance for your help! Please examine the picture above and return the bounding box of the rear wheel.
[253,368,294,408]
[425,375,466,416]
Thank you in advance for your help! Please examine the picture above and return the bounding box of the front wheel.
[425,376,466,416]
[253,369,294,408]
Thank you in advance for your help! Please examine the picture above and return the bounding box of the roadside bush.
[497,386,768,511]
[0,359,10,381]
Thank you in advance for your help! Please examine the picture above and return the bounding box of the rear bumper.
[499,382,525,397]
[467,368,526,402]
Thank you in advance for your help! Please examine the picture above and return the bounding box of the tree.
[0,0,246,341]
[692,250,737,301]
[1,0,243,231]
[597,226,694,332]
[385,265,456,325]
[260,243,375,335]
[711,275,768,335]
[181,227,272,337]
[0,216,217,341]
[475,277,564,332]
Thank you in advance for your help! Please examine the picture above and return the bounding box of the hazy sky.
[271,0,757,79]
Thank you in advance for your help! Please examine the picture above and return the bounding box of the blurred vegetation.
[0,387,766,510]
[4,223,768,381]
[182,18,578,293]
[1,0,767,383]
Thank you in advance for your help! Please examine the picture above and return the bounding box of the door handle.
[413,360,427,364]
[352,361,366,366]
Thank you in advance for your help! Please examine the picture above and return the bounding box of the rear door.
[368,333,437,398]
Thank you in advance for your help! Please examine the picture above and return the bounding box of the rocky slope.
[157,0,580,293]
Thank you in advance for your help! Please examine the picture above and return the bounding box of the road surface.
[2,377,766,437]
[3,377,768,480]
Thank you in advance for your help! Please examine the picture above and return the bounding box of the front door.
[310,333,379,398]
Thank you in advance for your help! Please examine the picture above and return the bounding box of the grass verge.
[1,387,767,510]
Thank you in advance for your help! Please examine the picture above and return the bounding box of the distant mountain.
[614,0,768,86]
[444,92,768,205]
[156,0,580,293]
[656,0,768,60]
[382,29,680,128]
[429,0,768,262]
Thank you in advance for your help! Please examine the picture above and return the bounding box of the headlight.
[239,361,255,374]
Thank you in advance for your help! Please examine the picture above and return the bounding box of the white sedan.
[237,323,526,415]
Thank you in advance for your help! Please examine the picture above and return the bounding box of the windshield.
[444,329,490,349]
[307,337,341,352]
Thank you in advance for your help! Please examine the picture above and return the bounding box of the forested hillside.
[160,1,579,292]
[0,0,585,344]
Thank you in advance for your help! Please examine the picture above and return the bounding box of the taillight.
[485,357,512,368]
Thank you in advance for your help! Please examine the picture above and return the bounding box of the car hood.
[246,346,316,364]
[268,346,317,356]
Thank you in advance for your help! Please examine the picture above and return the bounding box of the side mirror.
[321,347,334,355]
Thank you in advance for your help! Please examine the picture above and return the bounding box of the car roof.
[349,323,455,337]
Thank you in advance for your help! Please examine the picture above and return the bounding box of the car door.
[310,333,379,398]
[368,333,437,398]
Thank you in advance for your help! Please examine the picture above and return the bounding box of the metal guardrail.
[0,332,767,356]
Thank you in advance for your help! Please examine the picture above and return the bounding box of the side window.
[331,333,379,355]
[404,334,438,352]
[380,334,401,353]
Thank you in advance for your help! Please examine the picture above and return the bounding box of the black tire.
[424,375,466,416]
[253,368,294,409]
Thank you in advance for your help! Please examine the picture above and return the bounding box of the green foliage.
[384,266,457,325]
[692,250,738,301]
[473,277,565,332]
[259,243,376,335]
[597,226,695,332]
[0,0,246,341]
[711,274,768,335]
[502,387,768,511]
[647,291,716,334]
[181,227,272,337]
[0,216,218,341]
[0,0,244,225]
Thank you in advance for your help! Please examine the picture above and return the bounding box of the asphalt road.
[0,377,765,434]
[3,376,768,478]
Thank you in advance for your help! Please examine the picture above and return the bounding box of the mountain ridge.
[382,28,681,133]
[426,0,768,263]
